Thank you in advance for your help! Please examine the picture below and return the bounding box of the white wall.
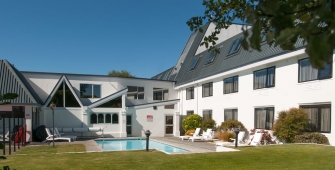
[177,53,335,145]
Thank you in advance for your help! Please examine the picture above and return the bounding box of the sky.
[0,0,205,78]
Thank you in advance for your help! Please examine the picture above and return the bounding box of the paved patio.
[46,137,241,154]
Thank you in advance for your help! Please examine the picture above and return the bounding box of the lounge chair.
[52,127,77,141]
[179,128,200,140]
[44,128,73,142]
[216,131,246,147]
[189,128,213,142]
[0,129,9,141]
[249,132,263,146]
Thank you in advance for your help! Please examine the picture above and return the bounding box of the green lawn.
[1,144,335,170]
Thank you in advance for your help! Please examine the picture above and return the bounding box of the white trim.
[87,89,128,109]
[128,100,179,110]
[175,48,306,89]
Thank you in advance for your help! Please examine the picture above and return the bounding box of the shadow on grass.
[0,155,7,159]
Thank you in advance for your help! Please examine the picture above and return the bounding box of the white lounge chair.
[250,132,263,146]
[179,128,201,140]
[189,128,213,142]
[216,131,246,147]
[44,128,72,142]
[53,127,77,141]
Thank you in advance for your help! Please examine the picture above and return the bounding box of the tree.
[187,0,335,68]
[108,70,135,78]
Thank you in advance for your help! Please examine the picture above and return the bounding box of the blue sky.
[0,0,205,78]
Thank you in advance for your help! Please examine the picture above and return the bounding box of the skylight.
[227,37,243,55]
[188,57,199,71]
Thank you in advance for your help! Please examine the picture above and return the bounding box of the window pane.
[254,108,274,130]
[203,110,212,120]
[65,83,80,107]
[112,114,119,124]
[93,85,101,98]
[166,116,173,125]
[254,69,267,89]
[318,63,332,79]
[49,83,64,107]
[301,105,331,133]
[165,126,173,134]
[127,86,137,99]
[299,59,318,82]
[186,87,194,100]
[164,104,174,109]
[138,87,144,99]
[233,76,238,92]
[126,115,132,125]
[105,114,111,123]
[267,68,275,87]
[187,110,194,116]
[188,57,199,71]
[80,84,93,98]
[98,114,104,123]
[224,78,233,94]
[127,126,132,135]
[153,88,163,100]
[90,114,97,124]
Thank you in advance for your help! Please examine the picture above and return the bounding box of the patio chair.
[0,129,9,141]
[189,128,213,142]
[249,132,263,146]
[215,131,246,147]
[44,128,73,142]
[179,128,200,140]
[53,127,77,141]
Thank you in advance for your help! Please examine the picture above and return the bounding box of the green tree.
[187,0,335,68]
[182,114,202,131]
[108,70,135,78]
[0,93,19,150]
[272,108,310,143]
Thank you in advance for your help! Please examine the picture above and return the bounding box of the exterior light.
[144,130,151,151]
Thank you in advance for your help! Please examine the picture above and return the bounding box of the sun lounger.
[179,128,201,140]
[53,127,77,141]
[216,131,246,147]
[189,128,213,142]
[250,132,263,146]
[44,128,73,142]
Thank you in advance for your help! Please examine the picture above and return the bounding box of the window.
[224,109,238,121]
[204,50,219,65]
[165,116,174,135]
[188,57,199,71]
[48,82,80,107]
[227,37,243,55]
[127,86,144,99]
[105,114,111,123]
[112,114,119,124]
[298,58,332,82]
[187,110,194,116]
[153,88,168,100]
[186,87,194,100]
[224,76,238,94]
[96,97,122,108]
[90,113,118,124]
[300,104,331,133]
[80,84,101,98]
[254,107,274,130]
[164,104,174,109]
[203,110,212,120]
[254,67,275,89]
[202,82,213,97]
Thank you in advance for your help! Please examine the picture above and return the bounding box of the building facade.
[1,23,334,145]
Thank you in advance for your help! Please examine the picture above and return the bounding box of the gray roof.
[153,25,306,86]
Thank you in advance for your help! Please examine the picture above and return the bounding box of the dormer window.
[227,37,243,55]
[204,48,220,65]
[188,57,199,71]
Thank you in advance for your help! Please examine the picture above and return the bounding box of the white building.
[1,23,334,145]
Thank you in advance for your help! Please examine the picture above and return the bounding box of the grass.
[1,144,335,169]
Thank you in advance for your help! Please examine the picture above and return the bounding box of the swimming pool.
[95,139,189,153]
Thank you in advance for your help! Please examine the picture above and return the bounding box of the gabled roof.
[43,75,83,107]
[87,87,128,109]
[0,60,43,104]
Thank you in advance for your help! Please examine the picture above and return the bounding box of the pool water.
[95,139,188,153]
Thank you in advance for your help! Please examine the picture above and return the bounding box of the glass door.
[126,115,132,136]
[165,115,173,135]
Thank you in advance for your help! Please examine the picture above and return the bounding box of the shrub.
[182,114,202,131]
[185,129,195,136]
[202,119,216,131]
[294,132,330,145]
[219,120,246,132]
[216,131,235,142]
[272,108,310,143]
